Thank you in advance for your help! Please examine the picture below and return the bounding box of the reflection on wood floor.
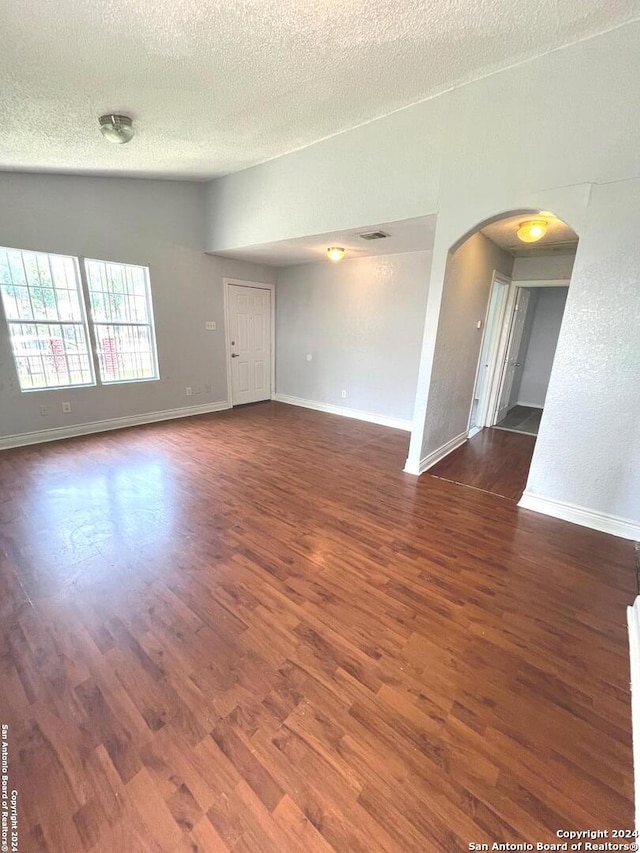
[0,402,634,851]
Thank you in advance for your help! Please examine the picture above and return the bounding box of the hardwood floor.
[0,401,635,852]
[428,427,537,501]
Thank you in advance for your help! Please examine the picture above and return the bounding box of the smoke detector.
[99,114,135,144]
[358,231,390,241]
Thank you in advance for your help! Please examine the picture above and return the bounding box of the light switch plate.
[206,321,216,331]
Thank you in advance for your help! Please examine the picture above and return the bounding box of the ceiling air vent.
[358,230,390,241]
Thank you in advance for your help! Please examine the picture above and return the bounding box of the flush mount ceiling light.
[327,247,345,262]
[98,114,134,144]
[517,219,548,243]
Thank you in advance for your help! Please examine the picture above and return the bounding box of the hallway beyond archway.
[427,427,535,500]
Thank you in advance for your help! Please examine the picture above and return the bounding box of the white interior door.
[494,288,531,423]
[228,284,272,405]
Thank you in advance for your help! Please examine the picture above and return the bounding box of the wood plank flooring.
[428,427,537,501]
[0,401,635,852]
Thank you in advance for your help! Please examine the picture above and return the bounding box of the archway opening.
[423,209,579,501]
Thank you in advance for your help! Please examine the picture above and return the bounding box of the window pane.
[0,252,11,285]
[7,322,93,390]
[7,250,27,286]
[0,284,31,320]
[94,324,157,383]
[86,259,158,384]
[0,246,94,391]
[85,259,151,325]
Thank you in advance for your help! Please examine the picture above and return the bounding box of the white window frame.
[82,258,160,386]
[0,246,161,393]
[0,248,96,392]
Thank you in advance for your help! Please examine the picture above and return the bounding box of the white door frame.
[223,278,275,406]
[467,270,512,438]
[511,278,570,289]
[486,277,570,426]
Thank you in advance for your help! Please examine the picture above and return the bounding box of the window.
[0,248,159,391]
[85,259,158,384]
[0,247,94,390]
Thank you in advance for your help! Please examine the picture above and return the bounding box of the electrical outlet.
[39,405,49,416]
[341,389,347,399]
[62,401,72,413]
[205,321,216,331]
[185,386,193,397]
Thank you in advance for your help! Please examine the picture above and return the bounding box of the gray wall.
[512,253,575,282]
[421,232,513,454]
[0,172,274,439]
[513,287,569,408]
[275,251,431,423]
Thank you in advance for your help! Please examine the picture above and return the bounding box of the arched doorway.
[423,209,579,501]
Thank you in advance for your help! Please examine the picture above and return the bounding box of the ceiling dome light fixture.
[327,246,345,262]
[517,219,548,243]
[99,114,135,144]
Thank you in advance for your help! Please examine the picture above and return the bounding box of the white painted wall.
[420,232,513,455]
[522,179,640,531]
[204,21,640,534]
[513,287,569,408]
[275,251,431,425]
[204,25,640,253]
[0,172,274,442]
[205,98,446,251]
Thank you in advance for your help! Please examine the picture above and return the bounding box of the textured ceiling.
[1,1,638,179]
[216,215,437,266]
[481,213,579,256]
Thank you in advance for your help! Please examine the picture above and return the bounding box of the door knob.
[231,353,239,358]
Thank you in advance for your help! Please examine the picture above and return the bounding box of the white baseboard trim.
[515,401,544,409]
[519,491,640,541]
[403,457,421,475]
[628,596,640,833]
[0,400,231,451]
[273,393,412,432]
[404,431,467,475]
